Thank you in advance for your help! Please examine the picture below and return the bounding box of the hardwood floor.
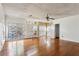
[0,37,79,56]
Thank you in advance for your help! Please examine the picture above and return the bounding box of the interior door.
[55,24,60,39]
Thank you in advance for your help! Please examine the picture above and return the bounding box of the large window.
[7,23,24,41]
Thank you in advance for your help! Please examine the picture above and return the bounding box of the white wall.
[54,15,79,42]
[24,20,33,38]
[0,4,4,23]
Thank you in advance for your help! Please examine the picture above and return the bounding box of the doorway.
[55,24,60,39]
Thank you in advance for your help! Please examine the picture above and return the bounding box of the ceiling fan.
[46,14,55,21]
[28,14,55,21]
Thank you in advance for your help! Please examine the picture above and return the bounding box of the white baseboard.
[60,37,79,43]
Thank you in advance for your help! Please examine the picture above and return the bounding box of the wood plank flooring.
[0,37,79,56]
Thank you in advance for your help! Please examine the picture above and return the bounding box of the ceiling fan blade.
[28,15,40,19]
[49,18,55,20]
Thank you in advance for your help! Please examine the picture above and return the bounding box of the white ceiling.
[2,3,79,19]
